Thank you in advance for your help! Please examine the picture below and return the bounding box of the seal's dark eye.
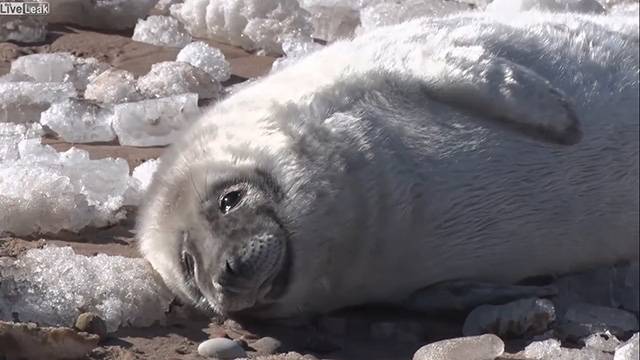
[219,190,243,214]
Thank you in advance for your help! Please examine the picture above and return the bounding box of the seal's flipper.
[402,280,558,314]
[415,46,582,145]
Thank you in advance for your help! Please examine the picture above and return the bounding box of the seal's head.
[137,155,292,316]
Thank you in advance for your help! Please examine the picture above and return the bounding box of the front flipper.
[413,45,582,145]
[402,280,558,314]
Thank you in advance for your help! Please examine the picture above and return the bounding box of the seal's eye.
[219,190,243,214]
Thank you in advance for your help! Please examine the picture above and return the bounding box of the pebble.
[198,337,247,359]
[74,312,108,341]
[250,336,282,354]
[462,298,556,338]
[412,334,504,360]
[615,333,639,360]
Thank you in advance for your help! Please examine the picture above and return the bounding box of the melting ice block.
[84,68,142,104]
[10,53,110,91]
[0,246,173,332]
[110,93,200,147]
[44,0,157,31]
[0,81,76,124]
[171,0,313,55]
[271,38,323,72]
[132,15,192,48]
[176,41,231,82]
[40,99,116,143]
[0,123,43,161]
[0,140,131,235]
[137,61,221,100]
[0,15,46,43]
[299,0,360,41]
[358,0,473,33]
[486,0,606,14]
[124,159,161,206]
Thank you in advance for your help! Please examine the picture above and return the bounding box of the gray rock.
[560,303,639,338]
[250,336,282,355]
[463,298,556,338]
[615,333,639,360]
[553,263,639,315]
[412,334,504,360]
[74,312,107,341]
[198,337,247,359]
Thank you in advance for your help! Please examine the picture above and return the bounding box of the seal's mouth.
[212,238,292,315]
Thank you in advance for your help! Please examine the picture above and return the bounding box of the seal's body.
[138,12,639,318]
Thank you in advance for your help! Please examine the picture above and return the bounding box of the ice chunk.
[124,159,161,206]
[171,0,314,55]
[154,0,183,15]
[110,93,200,147]
[303,3,360,42]
[176,41,231,82]
[84,68,142,104]
[0,72,34,83]
[40,99,116,143]
[0,123,43,161]
[608,2,640,15]
[44,0,157,31]
[615,333,639,360]
[0,15,46,43]
[0,246,173,332]
[0,82,76,124]
[358,0,473,33]
[137,61,221,100]
[0,140,131,235]
[10,53,110,91]
[486,0,606,14]
[271,38,323,72]
[10,53,75,83]
[132,15,192,48]
[412,334,505,360]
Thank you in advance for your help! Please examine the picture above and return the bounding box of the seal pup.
[137,11,639,318]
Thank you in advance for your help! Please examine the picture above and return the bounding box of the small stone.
[74,312,108,341]
[463,298,556,338]
[412,334,505,360]
[250,336,282,354]
[198,337,247,359]
[615,333,639,360]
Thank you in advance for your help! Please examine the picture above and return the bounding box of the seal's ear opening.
[419,52,583,146]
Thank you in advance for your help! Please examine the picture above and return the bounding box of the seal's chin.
[211,243,291,315]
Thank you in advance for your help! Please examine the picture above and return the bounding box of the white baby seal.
[138,11,639,318]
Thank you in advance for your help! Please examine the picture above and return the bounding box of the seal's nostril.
[225,259,236,276]
[182,250,195,278]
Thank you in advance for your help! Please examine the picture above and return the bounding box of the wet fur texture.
[138,11,639,318]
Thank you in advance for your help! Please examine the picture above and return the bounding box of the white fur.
[139,11,639,317]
